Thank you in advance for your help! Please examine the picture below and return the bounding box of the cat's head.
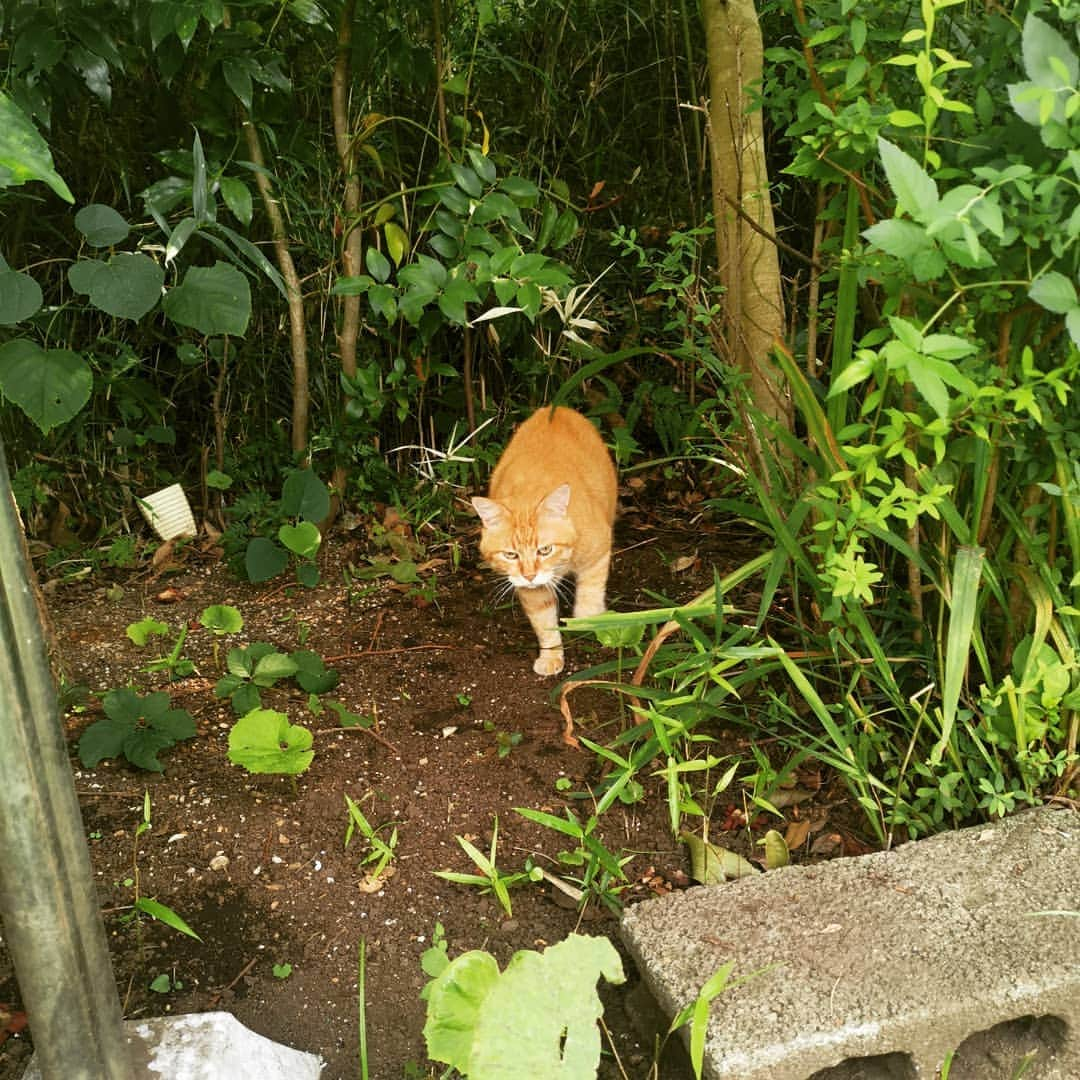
[471,484,576,588]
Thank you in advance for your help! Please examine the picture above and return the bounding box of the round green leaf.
[163,261,251,337]
[74,203,130,247]
[227,708,314,776]
[0,339,92,433]
[200,604,243,635]
[68,258,107,295]
[0,268,43,324]
[85,253,164,320]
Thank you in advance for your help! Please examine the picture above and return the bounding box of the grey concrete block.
[620,806,1080,1079]
[22,1011,324,1079]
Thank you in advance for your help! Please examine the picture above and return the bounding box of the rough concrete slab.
[621,806,1080,1080]
[22,1011,323,1079]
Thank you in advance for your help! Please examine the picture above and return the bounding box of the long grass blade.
[932,545,984,764]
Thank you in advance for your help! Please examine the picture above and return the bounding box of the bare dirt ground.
[0,487,862,1080]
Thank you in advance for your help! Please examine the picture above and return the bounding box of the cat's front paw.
[533,651,565,676]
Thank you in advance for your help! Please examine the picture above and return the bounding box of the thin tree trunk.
[702,0,791,439]
[330,0,362,513]
[242,117,309,455]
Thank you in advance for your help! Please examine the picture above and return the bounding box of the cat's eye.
[537,545,553,556]
[502,550,519,560]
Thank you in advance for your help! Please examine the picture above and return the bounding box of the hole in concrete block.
[806,1051,917,1080]
[944,1014,1068,1079]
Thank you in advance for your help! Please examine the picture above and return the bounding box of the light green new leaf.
[163,261,251,336]
[134,897,202,941]
[227,708,314,775]
[199,604,243,635]
[425,935,624,1079]
[279,521,321,559]
[0,340,92,432]
[0,92,74,202]
[681,831,758,884]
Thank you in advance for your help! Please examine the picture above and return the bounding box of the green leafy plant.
[433,816,541,917]
[514,806,631,915]
[78,689,196,773]
[199,603,243,667]
[214,641,339,715]
[344,793,399,887]
[482,720,521,758]
[422,934,624,1080]
[272,963,293,980]
[243,469,329,588]
[227,708,315,781]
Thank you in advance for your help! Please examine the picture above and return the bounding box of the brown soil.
[0,496,851,1080]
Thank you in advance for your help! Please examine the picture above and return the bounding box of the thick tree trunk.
[242,117,310,456]
[702,0,791,439]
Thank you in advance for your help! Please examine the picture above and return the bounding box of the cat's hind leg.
[517,584,564,675]
[572,553,610,618]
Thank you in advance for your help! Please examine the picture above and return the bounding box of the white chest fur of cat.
[472,406,617,675]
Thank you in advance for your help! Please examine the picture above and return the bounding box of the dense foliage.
[2,0,1077,842]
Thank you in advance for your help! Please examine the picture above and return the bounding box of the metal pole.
[0,438,134,1080]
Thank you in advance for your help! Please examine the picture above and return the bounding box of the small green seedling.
[419,923,450,1001]
[326,700,372,729]
[433,816,542,917]
[272,963,293,979]
[227,708,314,782]
[455,691,472,708]
[483,720,521,758]
[123,792,201,941]
[344,793,399,886]
[128,618,196,679]
[78,688,196,773]
[515,806,631,914]
[199,604,243,667]
[214,643,339,715]
[149,972,184,993]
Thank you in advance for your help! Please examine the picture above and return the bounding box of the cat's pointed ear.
[539,484,571,519]
[471,496,507,529]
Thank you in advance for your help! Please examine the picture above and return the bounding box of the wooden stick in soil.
[207,956,258,1008]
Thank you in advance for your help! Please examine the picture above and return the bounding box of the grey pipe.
[0,438,134,1080]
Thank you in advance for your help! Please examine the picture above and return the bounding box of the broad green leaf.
[245,536,290,582]
[0,91,74,202]
[199,604,243,635]
[1029,271,1078,314]
[83,253,164,319]
[252,651,299,686]
[281,468,330,522]
[134,897,202,940]
[762,829,789,869]
[74,204,130,247]
[126,618,169,646]
[905,353,950,419]
[551,209,578,249]
[279,521,321,559]
[296,561,320,589]
[877,137,938,220]
[365,246,391,282]
[862,219,932,260]
[451,163,483,198]
[681,831,758,883]
[0,340,92,433]
[231,683,262,716]
[219,177,253,226]
[0,268,43,325]
[466,936,624,1078]
[78,715,131,767]
[68,259,106,295]
[438,278,480,325]
[291,650,340,694]
[122,729,174,773]
[424,950,501,1071]
[227,708,314,775]
[1021,14,1078,87]
[499,176,539,203]
[222,58,253,111]
[163,261,251,336]
[466,148,497,184]
[384,221,409,265]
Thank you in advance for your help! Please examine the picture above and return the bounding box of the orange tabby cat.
[472,406,617,675]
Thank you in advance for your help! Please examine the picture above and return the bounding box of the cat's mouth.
[510,571,557,588]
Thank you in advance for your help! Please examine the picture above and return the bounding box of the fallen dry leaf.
[155,586,186,603]
[669,553,698,574]
[784,819,812,850]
